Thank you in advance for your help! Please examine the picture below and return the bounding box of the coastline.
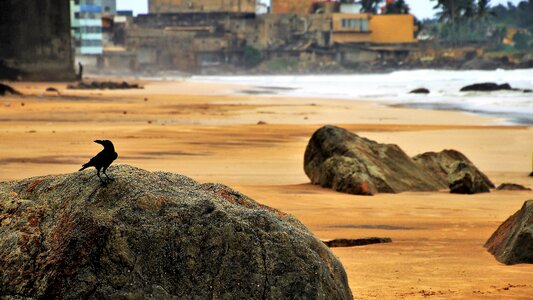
[1,79,532,298]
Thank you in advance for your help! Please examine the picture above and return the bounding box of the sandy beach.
[1,80,532,298]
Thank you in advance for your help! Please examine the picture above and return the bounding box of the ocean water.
[193,69,533,125]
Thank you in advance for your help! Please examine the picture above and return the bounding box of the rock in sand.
[496,183,531,191]
[304,125,493,195]
[0,165,352,299]
[485,200,533,265]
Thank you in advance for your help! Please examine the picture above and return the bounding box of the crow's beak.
[94,140,103,144]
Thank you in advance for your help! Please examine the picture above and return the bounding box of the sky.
[117,0,524,20]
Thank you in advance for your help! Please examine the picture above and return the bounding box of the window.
[341,18,369,32]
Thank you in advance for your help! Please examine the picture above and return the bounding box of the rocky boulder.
[409,88,430,94]
[67,81,142,90]
[0,83,22,96]
[304,125,447,195]
[496,183,531,191]
[304,125,493,195]
[413,150,494,194]
[485,200,533,265]
[0,165,352,299]
[460,82,512,92]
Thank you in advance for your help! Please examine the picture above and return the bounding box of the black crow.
[79,140,118,185]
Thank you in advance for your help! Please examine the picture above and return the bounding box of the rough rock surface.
[0,165,352,299]
[304,125,447,195]
[304,125,492,195]
[496,183,531,191]
[413,150,495,194]
[485,200,533,265]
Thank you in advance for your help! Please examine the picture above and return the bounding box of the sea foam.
[193,69,533,125]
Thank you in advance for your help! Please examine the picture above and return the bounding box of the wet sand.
[1,80,532,298]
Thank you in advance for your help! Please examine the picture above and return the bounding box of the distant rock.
[257,120,268,125]
[0,165,352,299]
[485,200,533,265]
[460,82,512,92]
[304,126,493,195]
[461,58,499,70]
[324,237,392,248]
[409,88,430,94]
[0,83,22,96]
[45,87,59,93]
[67,81,142,90]
[413,150,494,194]
[496,183,531,191]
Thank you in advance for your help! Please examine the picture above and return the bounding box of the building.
[271,0,315,14]
[0,0,74,80]
[149,0,257,14]
[101,0,116,15]
[331,14,416,44]
[71,0,104,56]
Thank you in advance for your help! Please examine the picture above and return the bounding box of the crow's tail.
[79,164,89,171]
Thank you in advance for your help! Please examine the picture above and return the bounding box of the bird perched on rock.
[79,140,118,185]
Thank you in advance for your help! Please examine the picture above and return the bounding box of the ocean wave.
[192,69,533,125]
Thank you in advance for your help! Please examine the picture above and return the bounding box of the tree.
[513,31,531,50]
[360,0,382,13]
[383,0,410,14]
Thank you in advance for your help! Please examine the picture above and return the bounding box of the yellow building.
[149,0,256,14]
[332,13,416,44]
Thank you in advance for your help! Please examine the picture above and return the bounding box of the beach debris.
[304,125,493,196]
[45,87,60,94]
[0,165,353,299]
[67,80,143,90]
[414,150,494,194]
[460,82,512,92]
[323,237,392,248]
[496,183,531,191]
[409,88,430,94]
[485,200,533,265]
[0,83,22,96]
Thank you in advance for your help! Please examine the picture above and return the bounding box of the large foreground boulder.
[304,125,493,195]
[0,165,352,299]
[484,200,533,265]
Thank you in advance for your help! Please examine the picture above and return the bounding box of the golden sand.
[1,80,532,298]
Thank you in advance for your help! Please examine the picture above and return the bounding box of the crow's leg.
[103,166,114,181]
[96,169,107,185]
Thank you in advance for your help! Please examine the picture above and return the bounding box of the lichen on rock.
[0,165,353,299]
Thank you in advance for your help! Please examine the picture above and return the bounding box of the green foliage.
[383,0,410,14]
[243,46,263,68]
[513,31,532,50]
[264,57,299,72]
[360,0,383,13]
